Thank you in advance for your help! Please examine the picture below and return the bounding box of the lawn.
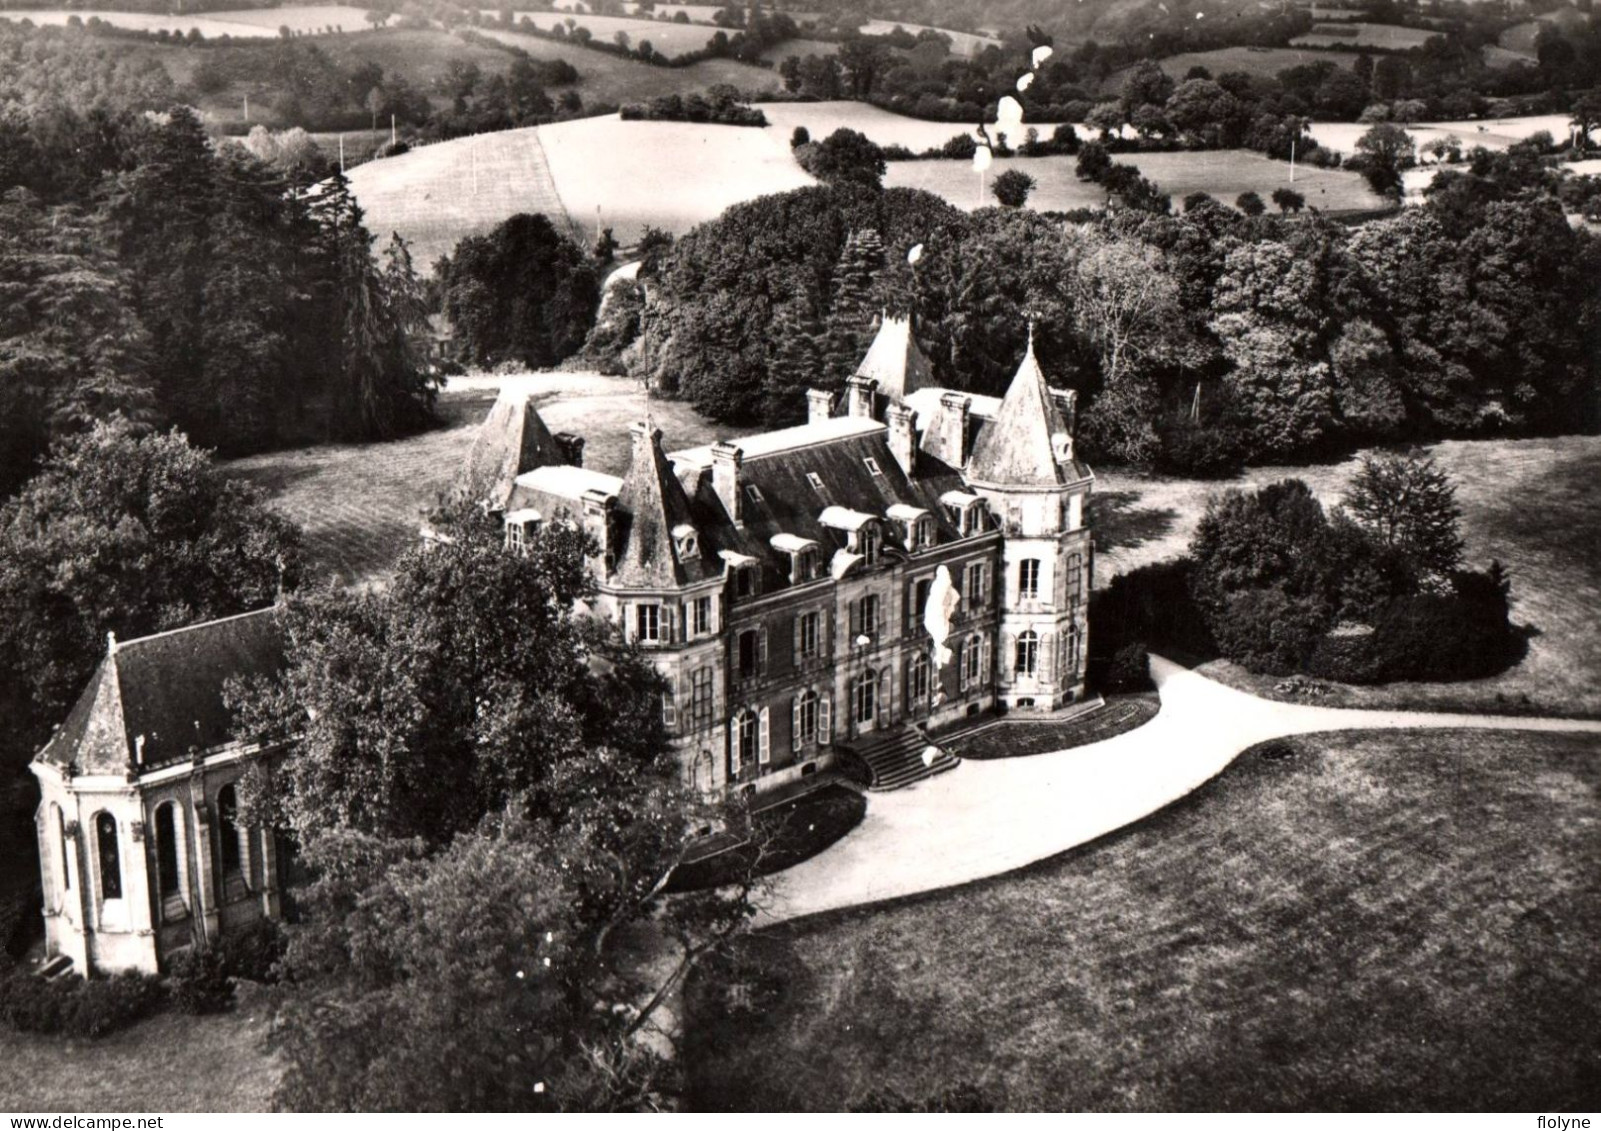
[667,784,868,892]
[684,727,1601,1111]
[0,4,368,38]
[1290,21,1439,50]
[0,1007,279,1111]
[225,374,756,586]
[1092,435,1601,718]
[885,150,1388,214]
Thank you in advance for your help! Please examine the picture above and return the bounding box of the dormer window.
[503,508,542,553]
[720,550,759,599]
[770,533,820,585]
[861,523,882,566]
[671,523,698,561]
[886,504,931,552]
[917,516,935,547]
[940,491,986,537]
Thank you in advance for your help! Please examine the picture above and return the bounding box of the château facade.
[474,317,1095,796]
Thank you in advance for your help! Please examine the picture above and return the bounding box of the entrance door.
[852,672,877,735]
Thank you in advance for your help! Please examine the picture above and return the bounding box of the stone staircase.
[845,725,960,791]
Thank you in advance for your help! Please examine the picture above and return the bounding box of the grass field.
[346,124,576,274]
[0,1008,279,1111]
[225,375,756,585]
[483,10,722,55]
[1092,435,1601,717]
[761,100,1068,152]
[885,149,1388,213]
[685,727,1601,1111]
[0,4,368,38]
[1307,113,1575,156]
[1110,46,1345,89]
[1290,21,1439,50]
[858,18,1000,56]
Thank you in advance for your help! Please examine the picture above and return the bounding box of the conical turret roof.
[614,419,712,587]
[462,392,564,509]
[964,332,1085,487]
[854,313,936,403]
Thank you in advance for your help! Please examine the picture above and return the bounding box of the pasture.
[467,25,783,105]
[762,99,1068,151]
[857,18,1000,56]
[1093,435,1601,718]
[226,375,757,585]
[1112,46,1342,87]
[346,125,576,274]
[1307,113,1574,156]
[686,726,1601,1110]
[480,10,721,55]
[0,4,368,38]
[885,149,1388,214]
[1290,21,1439,49]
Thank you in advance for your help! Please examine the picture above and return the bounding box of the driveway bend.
[758,655,1601,925]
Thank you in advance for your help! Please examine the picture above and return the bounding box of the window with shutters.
[636,603,661,643]
[737,629,762,679]
[966,562,986,608]
[1019,559,1041,601]
[851,594,881,642]
[797,611,821,659]
[1016,630,1040,677]
[1067,552,1084,607]
[691,667,715,729]
[907,650,930,710]
[758,706,771,766]
[965,634,984,687]
[731,710,757,774]
[94,811,121,902]
[794,690,819,747]
[850,671,876,724]
[692,595,712,636]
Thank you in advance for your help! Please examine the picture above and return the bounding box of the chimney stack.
[710,441,744,528]
[844,375,876,419]
[805,388,833,424]
[628,420,662,469]
[580,489,615,570]
[553,431,585,466]
[885,403,916,477]
[939,392,971,468]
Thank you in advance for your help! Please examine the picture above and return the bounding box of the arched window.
[54,805,70,892]
[907,650,930,710]
[154,803,181,899]
[94,811,121,901]
[217,785,243,877]
[1016,630,1040,678]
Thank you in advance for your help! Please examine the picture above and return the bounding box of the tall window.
[1066,629,1081,680]
[797,611,821,659]
[56,806,70,892]
[505,522,524,552]
[217,784,242,878]
[693,595,712,635]
[636,603,661,643]
[1019,559,1041,600]
[1016,630,1040,678]
[691,667,715,729]
[851,594,881,640]
[851,671,876,725]
[734,710,757,771]
[907,650,930,709]
[737,629,762,678]
[94,812,121,901]
[155,802,181,899]
[794,690,819,747]
[862,524,882,565]
[964,634,984,688]
[1067,552,1084,607]
[734,566,753,598]
[914,579,933,621]
[966,563,986,608]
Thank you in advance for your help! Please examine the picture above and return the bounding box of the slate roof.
[37,607,285,775]
[462,392,565,509]
[671,422,971,594]
[964,338,1092,488]
[612,423,718,587]
[854,314,937,403]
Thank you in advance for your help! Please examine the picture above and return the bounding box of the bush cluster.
[0,971,165,1038]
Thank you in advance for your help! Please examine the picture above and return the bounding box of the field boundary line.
[529,126,585,248]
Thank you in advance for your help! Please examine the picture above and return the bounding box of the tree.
[799,128,886,189]
[235,504,757,1111]
[1086,101,1124,140]
[1341,451,1464,588]
[1571,91,1601,150]
[440,212,600,369]
[1271,187,1305,214]
[364,8,388,28]
[0,422,304,741]
[1350,122,1415,198]
[990,168,1036,208]
[1235,190,1266,216]
[1075,140,1112,182]
[1120,61,1174,117]
[823,227,888,384]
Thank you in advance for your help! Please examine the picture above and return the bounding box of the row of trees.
[608,170,1598,469]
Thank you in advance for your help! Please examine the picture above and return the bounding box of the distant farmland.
[0,4,369,37]
[1290,21,1439,49]
[476,10,721,55]
[886,150,1388,214]
[1106,46,1343,90]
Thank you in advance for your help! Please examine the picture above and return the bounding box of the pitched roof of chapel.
[36,607,285,776]
[963,336,1092,488]
[854,314,937,403]
[461,392,564,509]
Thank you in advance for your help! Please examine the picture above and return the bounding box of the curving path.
[758,655,1601,926]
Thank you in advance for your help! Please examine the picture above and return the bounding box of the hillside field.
[1105,45,1338,88]
[1290,20,1439,49]
[858,17,1000,55]
[761,99,1069,151]
[0,4,368,37]
[1307,113,1574,156]
[886,149,1388,214]
[478,9,723,54]
[686,727,1601,1110]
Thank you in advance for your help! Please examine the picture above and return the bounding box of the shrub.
[1155,420,1249,478]
[790,125,809,147]
[374,139,410,159]
[1105,642,1153,693]
[0,971,165,1038]
[167,948,233,1015]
